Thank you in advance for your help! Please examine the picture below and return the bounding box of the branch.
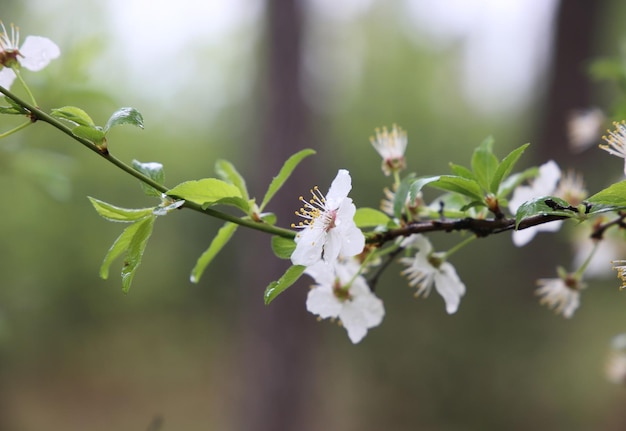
[369,213,569,245]
[0,85,296,240]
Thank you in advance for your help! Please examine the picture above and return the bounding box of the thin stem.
[0,120,31,139]
[573,240,600,280]
[443,234,476,259]
[0,84,296,240]
[13,69,37,106]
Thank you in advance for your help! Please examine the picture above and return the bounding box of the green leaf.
[167,178,242,206]
[51,106,95,127]
[260,148,316,211]
[190,222,238,283]
[498,167,538,198]
[208,196,251,213]
[354,207,391,228]
[132,160,164,197]
[408,175,441,199]
[88,196,154,222]
[0,97,26,114]
[120,216,156,293]
[471,136,499,192]
[429,175,484,202]
[449,163,475,180]
[99,216,155,281]
[586,180,626,207]
[271,236,296,259]
[264,265,306,305]
[491,143,530,194]
[514,196,575,229]
[260,212,277,225]
[215,159,249,202]
[104,107,144,132]
[71,125,106,144]
[393,174,415,219]
[585,203,625,215]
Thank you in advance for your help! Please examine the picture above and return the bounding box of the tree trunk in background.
[525,0,605,279]
[233,1,317,430]
[536,0,604,163]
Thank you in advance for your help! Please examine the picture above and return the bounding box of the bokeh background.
[2,0,626,430]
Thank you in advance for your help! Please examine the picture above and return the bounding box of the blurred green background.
[2,1,626,430]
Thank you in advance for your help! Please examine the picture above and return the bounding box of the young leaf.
[215,159,249,202]
[167,178,242,207]
[104,107,144,132]
[449,163,475,180]
[354,207,391,228]
[408,176,441,198]
[71,125,106,144]
[120,215,156,293]
[259,212,277,225]
[207,196,251,213]
[514,196,575,229]
[491,143,529,195]
[393,174,415,219]
[471,136,498,192]
[0,97,26,114]
[88,197,155,222]
[429,175,484,202]
[586,180,626,208]
[260,148,316,211]
[264,265,306,305]
[271,236,296,260]
[190,222,238,283]
[132,160,165,197]
[498,166,539,198]
[100,217,150,279]
[51,106,96,127]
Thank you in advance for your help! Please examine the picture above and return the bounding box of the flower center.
[291,186,336,231]
[0,22,21,68]
[428,253,443,269]
[332,279,352,302]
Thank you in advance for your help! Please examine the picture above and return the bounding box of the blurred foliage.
[3,1,626,431]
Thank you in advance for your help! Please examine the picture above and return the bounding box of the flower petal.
[325,169,351,208]
[0,67,17,89]
[339,284,385,344]
[291,228,325,266]
[434,263,466,314]
[306,285,341,319]
[19,36,60,71]
[512,220,563,247]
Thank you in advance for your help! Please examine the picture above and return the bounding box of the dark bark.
[233,1,317,430]
[536,0,605,162]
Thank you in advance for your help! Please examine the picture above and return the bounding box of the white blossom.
[567,107,604,153]
[0,22,60,89]
[400,234,466,314]
[305,258,384,344]
[600,121,626,176]
[611,260,626,290]
[370,125,407,176]
[291,169,365,267]
[606,334,626,384]
[535,275,583,318]
[509,160,562,247]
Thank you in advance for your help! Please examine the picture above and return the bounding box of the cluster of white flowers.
[291,169,383,343]
[0,22,60,89]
